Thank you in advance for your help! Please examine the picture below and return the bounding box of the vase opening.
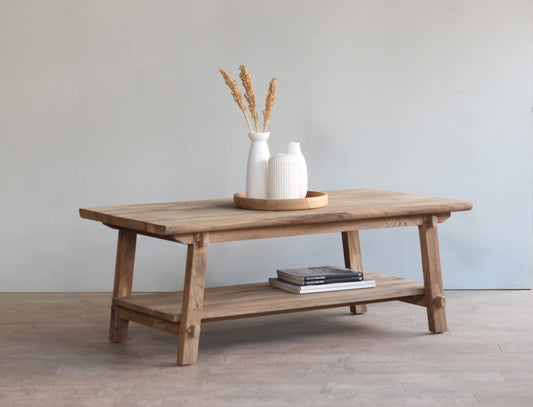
[248,132,270,142]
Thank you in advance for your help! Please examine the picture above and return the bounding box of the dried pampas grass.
[239,65,259,132]
[219,65,277,134]
[262,78,277,132]
[219,67,253,132]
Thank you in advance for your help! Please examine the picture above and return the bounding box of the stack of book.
[269,265,375,294]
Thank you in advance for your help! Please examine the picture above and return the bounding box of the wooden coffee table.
[79,189,472,365]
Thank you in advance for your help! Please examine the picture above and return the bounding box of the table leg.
[177,234,208,365]
[109,229,137,342]
[341,231,367,315]
[419,216,447,333]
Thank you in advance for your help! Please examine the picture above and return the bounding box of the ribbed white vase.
[267,153,300,199]
[246,132,270,199]
[287,141,308,198]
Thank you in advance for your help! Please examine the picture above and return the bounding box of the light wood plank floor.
[1,290,532,406]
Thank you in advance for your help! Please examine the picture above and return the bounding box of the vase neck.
[288,141,301,155]
[249,132,270,142]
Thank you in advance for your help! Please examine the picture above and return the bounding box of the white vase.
[287,141,308,198]
[267,153,300,199]
[246,132,270,199]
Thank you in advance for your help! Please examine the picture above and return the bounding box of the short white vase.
[246,132,270,199]
[267,153,300,199]
[287,141,308,198]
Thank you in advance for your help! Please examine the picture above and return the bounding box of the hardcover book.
[281,275,364,285]
[269,277,376,294]
[277,265,364,285]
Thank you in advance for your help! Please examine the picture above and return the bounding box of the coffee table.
[79,189,472,365]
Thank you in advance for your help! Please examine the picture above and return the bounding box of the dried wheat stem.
[262,78,277,132]
[219,67,253,132]
[239,65,259,132]
[242,110,253,132]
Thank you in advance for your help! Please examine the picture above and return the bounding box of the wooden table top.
[79,189,472,236]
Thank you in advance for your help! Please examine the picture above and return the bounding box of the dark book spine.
[303,273,364,282]
[302,276,365,285]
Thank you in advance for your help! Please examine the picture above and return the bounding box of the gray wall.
[1,0,531,291]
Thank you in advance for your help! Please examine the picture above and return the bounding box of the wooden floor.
[1,290,532,406]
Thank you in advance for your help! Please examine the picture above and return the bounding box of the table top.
[79,189,472,236]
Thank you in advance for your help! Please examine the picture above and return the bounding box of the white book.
[269,278,376,294]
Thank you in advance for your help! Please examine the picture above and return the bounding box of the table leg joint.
[419,217,447,333]
[177,239,209,365]
[109,229,137,342]
[187,324,201,338]
[194,232,209,247]
[342,231,368,315]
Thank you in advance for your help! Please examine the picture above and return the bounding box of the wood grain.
[170,213,452,245]
[80,189,472,236]
[79,188,473,365]
[118,307,180,335]
[419,216,447,333]
[342,231,363,272]
[342,231,367,315]
[109,229,137,342]
[113,272,423,324]
[177,235,209,365]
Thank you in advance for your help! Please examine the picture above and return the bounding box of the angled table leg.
[342,231,367,315]
[177,234,209,365]
[109,229,137,342]
[419,216,447,333]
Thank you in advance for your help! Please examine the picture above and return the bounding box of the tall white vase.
[287,141,308,198]
[246,132,270,199]
[267,153,300,199]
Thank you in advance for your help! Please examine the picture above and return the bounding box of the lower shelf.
[114,272,425,324]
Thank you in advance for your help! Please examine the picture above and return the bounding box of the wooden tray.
[233,191,328,211]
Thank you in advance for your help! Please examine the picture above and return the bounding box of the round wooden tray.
[233,191,328,211]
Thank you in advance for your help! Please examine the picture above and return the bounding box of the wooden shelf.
[114,272,424,324]
[81,189,472,364]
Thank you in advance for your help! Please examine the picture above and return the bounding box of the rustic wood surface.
[170,213,452,245]
[342,231,368,315]
[419,216,447,333]
[79,188,472,365]
[177,236,209,365]
[79,189,473,235]
[113,272,424,324]
[108,229,137,342]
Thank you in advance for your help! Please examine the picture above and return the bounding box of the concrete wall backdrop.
[1,0,531,291]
